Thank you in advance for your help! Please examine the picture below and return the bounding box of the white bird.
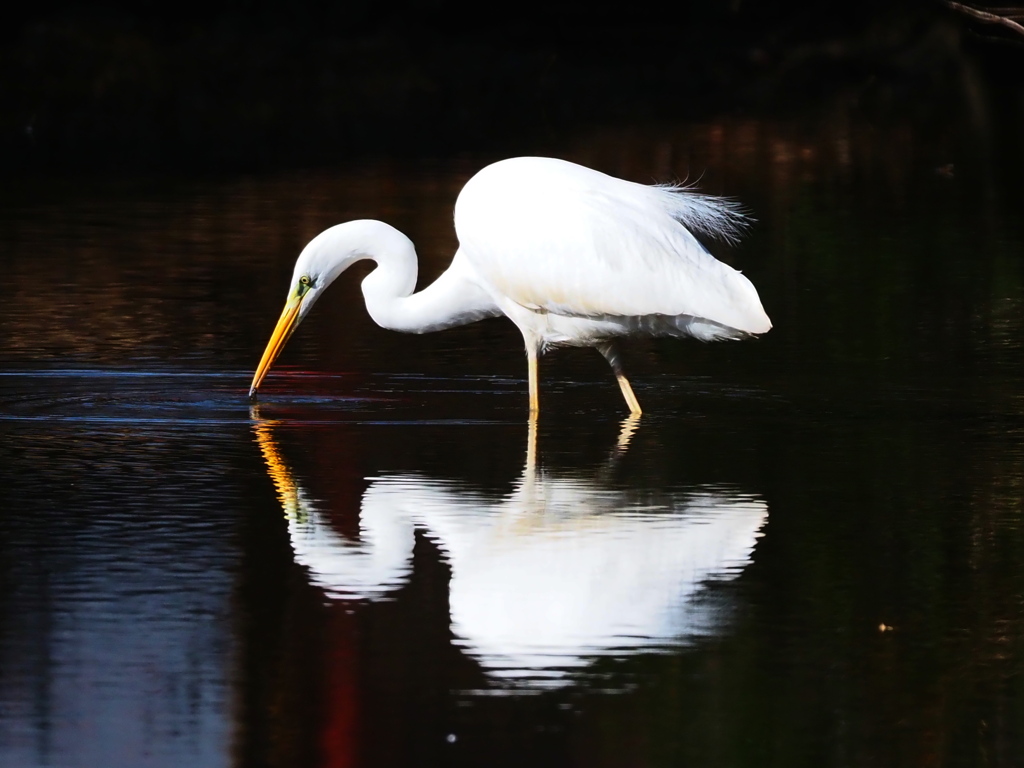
[249,156,772,413]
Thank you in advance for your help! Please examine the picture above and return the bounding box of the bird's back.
[454,157,771,340]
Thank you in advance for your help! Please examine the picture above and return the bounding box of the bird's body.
[249,156,771,413]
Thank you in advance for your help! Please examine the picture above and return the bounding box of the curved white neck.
[309,220,496,334]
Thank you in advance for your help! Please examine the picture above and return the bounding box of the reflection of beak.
[249,292,304,400]
[251,417,303,520]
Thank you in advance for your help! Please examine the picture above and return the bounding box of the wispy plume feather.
[650,183,752,245]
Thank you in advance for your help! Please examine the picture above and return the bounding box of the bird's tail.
[651,184,751,245]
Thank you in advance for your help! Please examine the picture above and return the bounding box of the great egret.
[249,156,772,413]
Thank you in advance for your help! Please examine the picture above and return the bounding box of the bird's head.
[248,223,372,400]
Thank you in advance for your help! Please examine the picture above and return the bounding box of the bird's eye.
[299,275,311,286]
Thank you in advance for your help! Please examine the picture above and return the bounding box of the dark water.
[2,110,1024,767]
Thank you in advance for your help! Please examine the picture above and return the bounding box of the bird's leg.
[527,345,540,414]
[597,342,642,415]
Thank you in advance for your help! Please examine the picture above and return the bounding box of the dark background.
[4,0,1023,173]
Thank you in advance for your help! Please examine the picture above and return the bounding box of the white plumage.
[249,156,772,412]
[456,157,769,338]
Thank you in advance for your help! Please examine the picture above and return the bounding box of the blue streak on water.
[0,369,247,378]
[0,369,520,426]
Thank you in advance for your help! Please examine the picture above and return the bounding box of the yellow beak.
[249,292,304,400]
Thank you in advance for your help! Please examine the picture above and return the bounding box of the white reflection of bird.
[252,416,768,688]
[361,478,767,685]
[249,156,772,413]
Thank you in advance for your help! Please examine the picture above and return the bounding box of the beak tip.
[250,294,303,406]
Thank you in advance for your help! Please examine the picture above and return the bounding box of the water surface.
[2,111,1024,766]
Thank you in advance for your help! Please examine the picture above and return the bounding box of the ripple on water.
[0,369,518,426]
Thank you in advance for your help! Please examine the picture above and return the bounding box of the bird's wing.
[455,158,771,336]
